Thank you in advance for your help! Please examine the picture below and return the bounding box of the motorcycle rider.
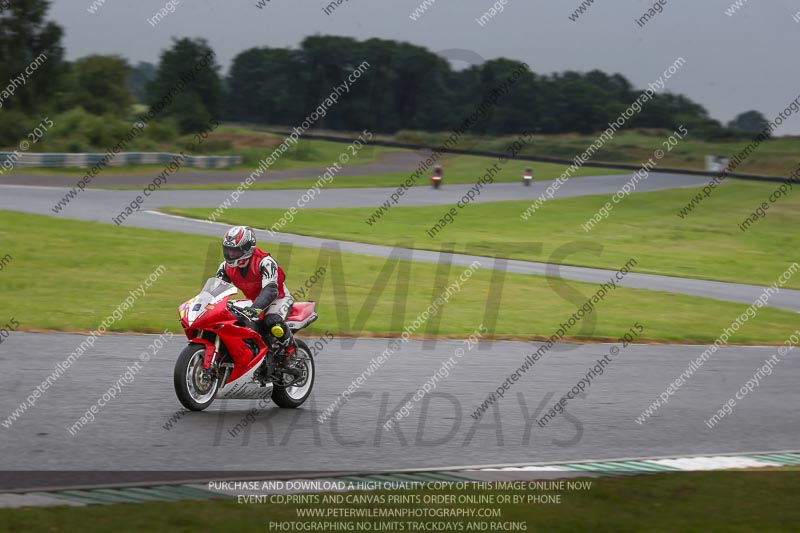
[215,226,297,366]
[432,164,443,189]
[523,167,533,186]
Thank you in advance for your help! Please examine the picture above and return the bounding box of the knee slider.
[265,313,287,338]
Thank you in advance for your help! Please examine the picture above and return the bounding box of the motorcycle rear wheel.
[272,339,315,408]
[174,343,220,411]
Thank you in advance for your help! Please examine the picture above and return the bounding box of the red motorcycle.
[174,278,318,411]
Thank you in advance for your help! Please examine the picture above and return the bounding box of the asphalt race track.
[1,333,797,475]
[1,170,798,488]
[3,171,707,209]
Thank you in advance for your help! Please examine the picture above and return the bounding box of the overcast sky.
[50,0,800,134]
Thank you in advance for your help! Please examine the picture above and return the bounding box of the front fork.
[197,334,236,389]
[199,334,220,369]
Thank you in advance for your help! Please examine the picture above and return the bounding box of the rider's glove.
[241,307,262,321]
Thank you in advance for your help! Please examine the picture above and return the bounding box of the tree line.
[0,0,769,149]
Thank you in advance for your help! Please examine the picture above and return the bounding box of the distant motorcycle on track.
[174,278,318,411]
[523,167,533,186]
[432,164,443,189]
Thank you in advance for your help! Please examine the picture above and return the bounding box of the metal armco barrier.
[0,152,242,169]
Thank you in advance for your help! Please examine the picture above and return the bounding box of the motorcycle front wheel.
[174,343,220,411]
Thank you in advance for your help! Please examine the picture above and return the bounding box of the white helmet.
[222,226,256,268]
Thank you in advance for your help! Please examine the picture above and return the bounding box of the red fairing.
[190,300,237,331]
[178,294,267,382]
[287,302,316,322]
[224,247,285,300]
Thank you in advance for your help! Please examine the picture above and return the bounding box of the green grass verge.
[237,126,800,177]
[0,211,797,343]
[221,138,397,172]
[399,129,800,177]
[1,472,798,532]
[162,180,800,289]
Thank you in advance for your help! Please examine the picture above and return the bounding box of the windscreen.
[188,278,238,324]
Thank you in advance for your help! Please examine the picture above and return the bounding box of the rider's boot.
[254,315,298,383]
[269,322,298,369]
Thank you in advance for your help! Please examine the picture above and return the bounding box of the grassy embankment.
[0,210,797,344]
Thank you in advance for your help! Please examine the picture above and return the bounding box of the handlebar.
[227,302,258,324]
[226,301,245,318]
